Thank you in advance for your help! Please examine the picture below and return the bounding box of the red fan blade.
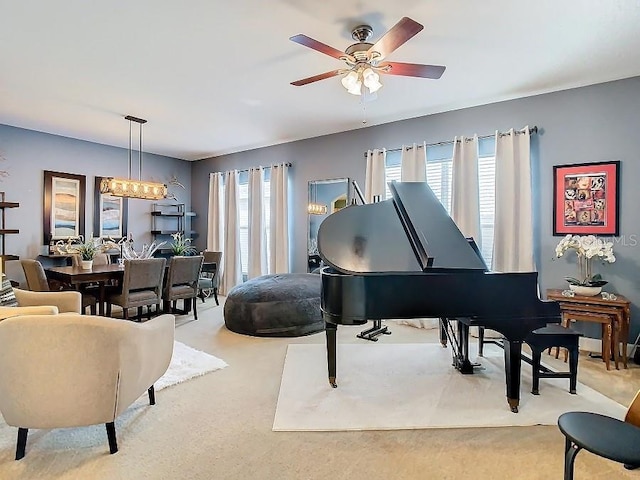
[380,62,446,79]
[367,17,423,61]
[290,34,353,62]
[291,70,344,86]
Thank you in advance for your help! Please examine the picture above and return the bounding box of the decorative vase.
[569,284,602,296]
[81,260,93,270]
[577,254,592,284]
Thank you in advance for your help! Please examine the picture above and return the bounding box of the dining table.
[45,264,125,316]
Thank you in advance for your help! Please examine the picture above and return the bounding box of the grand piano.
[317,181,560,413]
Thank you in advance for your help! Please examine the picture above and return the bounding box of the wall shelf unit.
[150,203,196,255]
[0,192,20,270]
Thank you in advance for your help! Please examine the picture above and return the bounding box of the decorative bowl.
[569,284,602,296]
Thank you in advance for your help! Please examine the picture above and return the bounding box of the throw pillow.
[0,274,18,307]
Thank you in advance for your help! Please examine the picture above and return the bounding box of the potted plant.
[170,232,197,256]
[555,234,616,296]
[72,239,101,269]
[60,236,118,270]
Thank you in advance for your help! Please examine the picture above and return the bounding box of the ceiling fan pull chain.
[361,96,368,125]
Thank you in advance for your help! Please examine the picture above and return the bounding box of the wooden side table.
[546,289,631,370]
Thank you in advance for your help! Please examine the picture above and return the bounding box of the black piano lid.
[317,181,487,275]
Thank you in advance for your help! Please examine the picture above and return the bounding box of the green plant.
[170,232,197,256]
[71,239,100,260]
[55,236,119,261]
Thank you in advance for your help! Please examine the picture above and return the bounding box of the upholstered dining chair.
[163,255,204,320]
[106,258,166,320]
[70,252,110,268]
[20,259,97,314]
[0,312,175,459]
[198,251,221,306]
[92,253,111,266]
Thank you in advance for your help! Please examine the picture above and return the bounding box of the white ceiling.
[1,1,639,161]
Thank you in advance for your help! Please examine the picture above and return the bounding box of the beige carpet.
[273,343,626,431]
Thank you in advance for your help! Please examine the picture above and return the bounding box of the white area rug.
[155,341,228,391]
[273,343,626,431]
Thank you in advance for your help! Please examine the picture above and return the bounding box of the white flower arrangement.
[555,234,615,286]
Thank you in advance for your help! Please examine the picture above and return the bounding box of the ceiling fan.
[289,17,446,95]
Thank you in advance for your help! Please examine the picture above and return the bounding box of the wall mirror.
[308,178,349,272]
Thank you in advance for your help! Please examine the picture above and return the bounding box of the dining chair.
[70,253,109,268]
[163,255,204,320]
[106,258,166,321]
[198,251,221,306]
[20,259,97,314]
[92,253,111,266]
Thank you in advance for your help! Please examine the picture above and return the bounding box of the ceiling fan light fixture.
[347,81,362,95]
[363,68,383,93]
[341,70,359,87]
[341,70,363,95]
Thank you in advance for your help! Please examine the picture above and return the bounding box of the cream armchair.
[0,288,82,320]
[0,312,175,459]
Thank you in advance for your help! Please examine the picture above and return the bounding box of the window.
[384,147,495,268]
[238,180,249,277]
[237,171,271,279]
[477,155,495,267]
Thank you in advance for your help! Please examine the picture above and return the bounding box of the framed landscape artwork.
[553,161,620,236]
[94,176,128,239]
[43,170,86,244]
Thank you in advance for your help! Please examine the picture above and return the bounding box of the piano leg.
[504,340,523,413]
[325,322,338,388]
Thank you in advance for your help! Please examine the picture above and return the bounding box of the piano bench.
[526,324,582,395]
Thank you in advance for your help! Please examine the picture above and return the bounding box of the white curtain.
[401,142,426,181]
[220,170,242,295]
[207,172,224,252]
[364,148,386,203]
[248,167,267,279]
[269,163,289,273]
[451,135,481,248]
[492,127,535,272]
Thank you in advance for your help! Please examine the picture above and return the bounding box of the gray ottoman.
[223,273,324,337]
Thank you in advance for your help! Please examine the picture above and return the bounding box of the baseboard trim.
[579,336,632,355]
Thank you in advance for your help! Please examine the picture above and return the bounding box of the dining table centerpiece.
[555,234,615,296]
[55,236,119,269]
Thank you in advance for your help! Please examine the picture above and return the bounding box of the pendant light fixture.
[307,182,328,215]
[100,115,168,200]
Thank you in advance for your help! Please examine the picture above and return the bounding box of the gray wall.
[191,76,640,338]
[0,124,191,260]
[2,77,638,338]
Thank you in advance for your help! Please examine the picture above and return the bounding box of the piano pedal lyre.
[357,320,391,342]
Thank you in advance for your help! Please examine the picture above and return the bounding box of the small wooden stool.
[561,310,618,370]
[526,324,581,395]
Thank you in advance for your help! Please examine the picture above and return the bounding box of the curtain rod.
[364,126,538,157]
[216,162,292,175]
